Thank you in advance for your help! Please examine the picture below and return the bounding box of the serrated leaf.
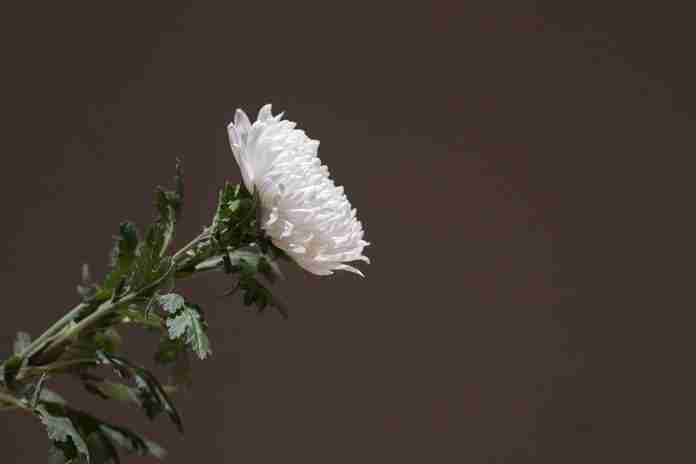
[158,293,185,314]
[13,331,31,355]
[192,243,288,318]
[212,182,241,227]
[44,402,164,463]
[103,222,139,291]
[166,304,212,360]
[153,188,176,258]
[129,165,183,291]
[37,405,90,463]
[98,423,166,460]
[239,276,289,319]
[96,351,183,432]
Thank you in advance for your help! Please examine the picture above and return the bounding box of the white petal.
[334,264,365,277]
[227,104,370,277]
[227,124,241,149]
[258,103,273,122]
[234,109,251,135]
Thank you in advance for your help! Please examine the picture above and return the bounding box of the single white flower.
[227,104,370,277]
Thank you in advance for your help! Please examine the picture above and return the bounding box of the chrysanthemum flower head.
[227,104,370,276]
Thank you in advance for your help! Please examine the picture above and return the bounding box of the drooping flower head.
[227,104,370,276]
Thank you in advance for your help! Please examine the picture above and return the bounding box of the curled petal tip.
[258,103,273,121]
[234,109,251,130]
[336,264,365,277]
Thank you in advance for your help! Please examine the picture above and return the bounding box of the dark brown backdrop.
[0,1,691,462]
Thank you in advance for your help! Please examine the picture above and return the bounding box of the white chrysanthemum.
[227,104,370,277]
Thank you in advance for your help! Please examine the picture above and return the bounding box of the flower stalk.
[30,230,212,368]
[0,104,368,464]
[0,165,290,463]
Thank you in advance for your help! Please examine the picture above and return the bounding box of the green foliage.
[2,354,22,387]
[105,163,183,296]
[0,159,297,463]
[37,404,90,463]
[40,401,165,464]
[103,222,139,292]
[157,293,185,314]
[98,422,166,460]
[159,294,212,360]
[83,379,138,405]
[216,247,288,318]
[95,351,183,433]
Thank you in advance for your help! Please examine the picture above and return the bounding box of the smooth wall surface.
[0,2,691,462]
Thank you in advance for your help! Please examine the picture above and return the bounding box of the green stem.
[0,388,27,410]
[173,230,210,262]
[27,231,212,367]
[16,358,98,382]
[17,302,89,361]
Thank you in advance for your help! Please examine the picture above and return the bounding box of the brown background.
[0,1,691,462]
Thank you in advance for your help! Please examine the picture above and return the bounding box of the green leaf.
[193,246,283,281]
[165,301,212,360]
[42,401,165,463]
[153,188,176,257]
[84,380,140,405]
[212,182,242,229]
[129,163,184,291]
[37,404,90,463]
[158,293,185,314]
[103,222,139,291]
[2,355,23,386]
[227,199,241,214]
[237,275,289,319]
[190,244,288,318]
[98,423,166,460]
[96,351,183,433]
[130,242,170,293]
